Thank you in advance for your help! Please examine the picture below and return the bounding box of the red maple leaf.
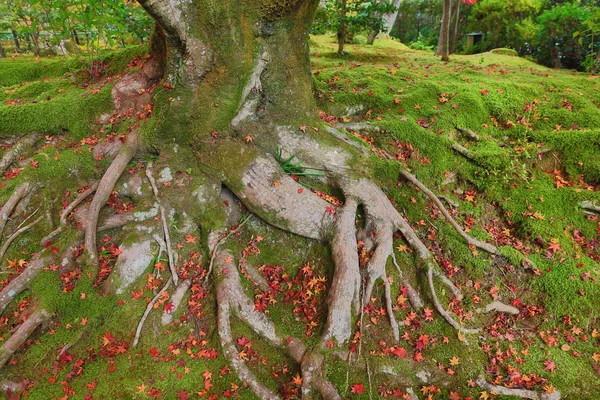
[391,346,407,359]
[351,383,365,396]
[543,359,556,372]
[176,390,190,400]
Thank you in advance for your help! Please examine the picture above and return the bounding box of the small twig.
[0,213,43,260]
[133,278,173,347]
[203,215,252,285]
[145,163,178,286]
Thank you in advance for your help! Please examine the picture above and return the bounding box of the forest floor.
[0,34,599,399]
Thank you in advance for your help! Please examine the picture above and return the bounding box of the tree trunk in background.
[367,0,401,45]
[72,30,80,45]
[450,0,460,54]
[367,30,378,45]
[0,41,6,58]
[437,0,451,61]
[385,0,402,34]
[11,30,21,52]
[338,0,347,55]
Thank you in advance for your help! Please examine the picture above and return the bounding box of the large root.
[84,134,138,266]
[0,307,51,369]
[213,245,341,400]
[322,198,361,345]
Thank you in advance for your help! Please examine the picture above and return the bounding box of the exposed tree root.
[0,253,50,315]
[40,182,99,245]
[214,246,340,399]
[427,265,480,334]
[398,168,499,255]
[0,183,30,238]
[161,278,191,325]
[457,127,480,141]
[0,210,147,316]
[0,307,51,369]
[0,133,43,176]
[450,141,478,161]
[579,200,600,214]
[85,134,138,266]
[145,162,178,285]
[0,213,43,260]
[323,198,362,345]
[475,375,561,400]
[204,215,252,286]
[133,278,173,347]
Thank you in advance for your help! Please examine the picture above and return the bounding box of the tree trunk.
[0,41,5,58]
[437,0,451,61]
[11,30,21,52]
[385,0,402,34]
[338,0,347,55]
[450,0,460,54]
[367,29,378,45]
[72,29,80,45]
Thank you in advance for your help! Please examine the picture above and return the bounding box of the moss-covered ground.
[0,36,599,399]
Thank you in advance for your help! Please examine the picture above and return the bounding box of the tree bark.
[11,30,21,53]
[338,0,347,55]
[450,0,460,54]
[0,40,5,58]
[385,0,402,34]
[437,0,451,61]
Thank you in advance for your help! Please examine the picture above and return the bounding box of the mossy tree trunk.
[0,1,541,398]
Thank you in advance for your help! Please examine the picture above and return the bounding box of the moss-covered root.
[0,307,51,369]
[215,248,281,400]
[213,246,341,400]
[0,182,30,238]
[84,133,138,267]
[476,375,561,400]
[0,252,50,315]
[0,133,43,176]
[40,181,99,245]
[398,168,498,254]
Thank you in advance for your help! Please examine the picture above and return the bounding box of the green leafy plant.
[274,146,325,177]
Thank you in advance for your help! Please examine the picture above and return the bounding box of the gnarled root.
[213,244,341,399]
[323,198,361,345]
[85,134,138,266]
[0,307,51,369]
